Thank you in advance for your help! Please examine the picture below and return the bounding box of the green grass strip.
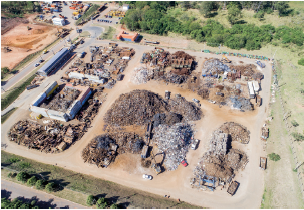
[1,74,36,111]
[75,4,100,25]
[1,107,18,124]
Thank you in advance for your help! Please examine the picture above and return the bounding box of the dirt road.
[1,41,272,208]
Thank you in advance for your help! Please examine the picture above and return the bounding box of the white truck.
[191,139,199,150]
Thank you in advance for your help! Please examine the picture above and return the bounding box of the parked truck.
[141,145,149,159]
[227,181,239,196]
[165,90,170,100]
[260,157,267,170]
[256,60,266,68]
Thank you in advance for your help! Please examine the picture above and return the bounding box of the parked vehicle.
[181,159,188,167]
[227,181,239,196]
[191,139,199,150]
[34,63,40,67]
[39,59,44,63]
[26,84,39,90]
[142,174,153,180]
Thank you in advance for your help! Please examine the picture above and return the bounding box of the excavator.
[221,55,231,63]
[150,150,164,175]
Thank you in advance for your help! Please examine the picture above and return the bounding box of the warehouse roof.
[38,48,70,74]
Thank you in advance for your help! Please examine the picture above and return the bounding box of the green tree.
[268,153,281,161]
[97,197,108,209]
[27,176,37,186]
[1,67,10,74]
[16,172,29,183]
[274,1,290,16]
[45,182,56,193]
[86,195,96,206]
[227,4,243,25]
[35,180,47,190]
[200,1,214,17]
[254,10,265,20]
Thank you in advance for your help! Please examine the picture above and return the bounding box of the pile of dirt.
[104,90,202,127]
[82,132,144,168]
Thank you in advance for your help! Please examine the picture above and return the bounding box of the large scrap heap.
[82,132,144,168]
[191,122,250,190]
[8,120,88,153]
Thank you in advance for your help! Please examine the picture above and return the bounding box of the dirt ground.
[1,15,58,69]
[1,42,272,208]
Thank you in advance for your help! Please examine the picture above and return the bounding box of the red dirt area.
[1,15,58,69]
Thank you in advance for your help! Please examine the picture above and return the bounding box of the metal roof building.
[38,48,70,76]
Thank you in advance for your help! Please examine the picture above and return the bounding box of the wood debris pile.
[219,122,250,144]
[8,120,87,153]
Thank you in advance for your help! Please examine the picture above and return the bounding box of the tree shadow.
[1,189,12,199]
[235,20,247,24]
[208,12,218,18]
[16,196,57,209]
[1,80,7,86]
[106,195,120,204]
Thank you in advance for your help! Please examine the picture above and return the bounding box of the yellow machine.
[221,55,231,63]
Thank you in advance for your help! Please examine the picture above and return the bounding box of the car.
[110,21,112,23]
[34,63,40,67]
[80,39,84,44]
[191,139,199,150]
[52,15,56,18]
[142,174,153,180]
[181,159,188,167]
[192,98,200,103]
[39,59,44,63]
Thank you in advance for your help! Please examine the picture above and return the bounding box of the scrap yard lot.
[1,36,272,208]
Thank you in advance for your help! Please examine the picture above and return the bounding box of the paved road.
[1,180,88,209]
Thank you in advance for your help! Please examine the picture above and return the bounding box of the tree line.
[1,1,40,17]
[120,1,304,50]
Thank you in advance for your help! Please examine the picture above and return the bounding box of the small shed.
[122,4,129,11]
[57,142,67,151]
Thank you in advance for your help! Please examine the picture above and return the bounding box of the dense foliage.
[27,176,38,186]
[1,198,39,209]
[45,182,57,192]
[120,1,304,51]
[1,1,40,17]
[268,153,281,161]
[16,171,29,183]
[87,195,96,206]
[299,58,304,66]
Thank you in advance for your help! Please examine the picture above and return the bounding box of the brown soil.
[1,16,58,69]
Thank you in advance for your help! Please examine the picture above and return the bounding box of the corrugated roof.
[38,48,69,74]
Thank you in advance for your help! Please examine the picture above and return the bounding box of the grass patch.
[1,151,204,209]
[100,26,115,40]
[75,4,100,25]
[268,153,281,161]
[80,31,90,37]
[1,74,36,111]
[1,107,18,124]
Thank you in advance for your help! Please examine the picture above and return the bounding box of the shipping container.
[252,81,260,92]
[81,90,91,106]
[46,84,59,97]
[44,81,58,95]
[48,110,69,121]
[247,82,255,99]
[31,92,46,106]
[68,72,84,79]
[30,106,49,117]
[79,87,91,103]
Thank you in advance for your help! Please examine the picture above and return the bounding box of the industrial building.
[38,48,71,76]
[117,31,139,42]
[30,81,91,122]
[52,17,66,26]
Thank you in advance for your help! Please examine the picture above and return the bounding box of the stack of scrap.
[81,132,144,167]
[230,64,263,80]
[202,58,230,76]
[131,67,154,85]
[230,96,253,111]
[191,122,249,187]
[153,112,183,127]
[152,123,194,171]
[168,98,202,122]
[164,72,188,84]
[8,120,87,153]
[219,122,250,144]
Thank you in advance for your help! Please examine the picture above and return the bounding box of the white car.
[142,174,153,180]
[34,63,40,67]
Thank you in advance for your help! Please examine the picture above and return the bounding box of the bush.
[97,197,108,209]
[11,172,17,178]
[7,172,12,178]
[291,120,299,127]
[18,162,31,169]
[8,157,20,163]
[298,58,304,66]
[87,195,96,206]
[27,176,38,186]
[45,182,56,192]
[268,153,281,161]
[35,180,47,190]
[16,172,29,183]
[291,132,304,141]
[1,67,10,74]
[110,203,118,209]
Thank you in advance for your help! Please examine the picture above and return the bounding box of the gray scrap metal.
[230,96,253,111]
[202,58,231,76]
[131,67,154,85]
[152,123,194,171]
[208,131,228,157]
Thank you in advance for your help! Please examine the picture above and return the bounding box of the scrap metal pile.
[40,87,81,112]
[104,90,202,127]
[140,48,171,69]
[230,64,263,80]
[8,120,88,153]
[230,96,253,110]
[152,123,194,171]
[202,58,231,76]
[191,122,249,187]
[130,67,153,85]
[81,132,144,168]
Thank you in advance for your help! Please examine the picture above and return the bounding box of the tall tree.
[200,1,214,17]
[227,4,243,25]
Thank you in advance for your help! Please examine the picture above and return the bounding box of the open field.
[1,107,18,124]
[1,151,202,209]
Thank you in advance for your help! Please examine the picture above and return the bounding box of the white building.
[122,4,129,11]
[52,18,65,26]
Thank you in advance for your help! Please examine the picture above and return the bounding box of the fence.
[202,50,270,61]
